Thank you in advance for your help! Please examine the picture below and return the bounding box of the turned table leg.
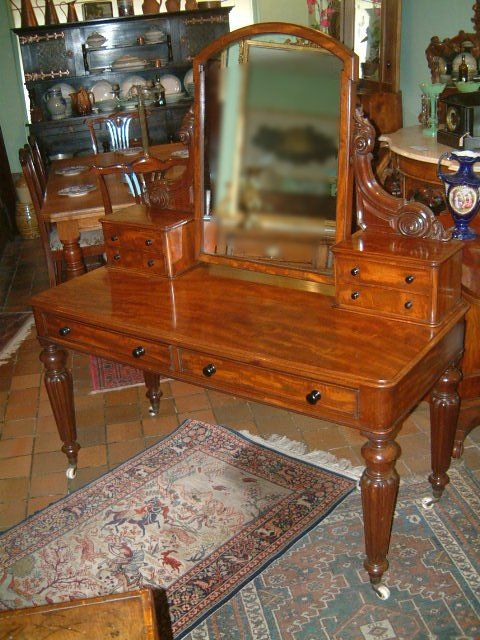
[425,364,462,508]
[39,343,79,479]
[144,372,162,416]
[57,221,86,280]
[360,435,401,600]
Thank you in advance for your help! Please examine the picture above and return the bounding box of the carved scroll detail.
[353,109,451,241]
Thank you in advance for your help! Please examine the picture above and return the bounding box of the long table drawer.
[179,349,358,418]
[44,314,172,370]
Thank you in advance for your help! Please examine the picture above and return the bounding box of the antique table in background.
[380,125,480,455]
[41,142,184,279]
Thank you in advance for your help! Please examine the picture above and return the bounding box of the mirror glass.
[202,36,344,274]
[353,0,382,82]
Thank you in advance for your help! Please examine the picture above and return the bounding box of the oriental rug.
[0,312,35,366]
[89,355,146,392]
[184,465,480,640]
[0,419,357,638]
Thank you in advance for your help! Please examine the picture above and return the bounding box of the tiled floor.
[1,238,479,532]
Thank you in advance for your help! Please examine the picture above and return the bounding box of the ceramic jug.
[70,88,94,115]
[44,88,67,120]
[44,0,60,24]
[142,0,161,13]
[438,150,480,240]
[166,0,180,11]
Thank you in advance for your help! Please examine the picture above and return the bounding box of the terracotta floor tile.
[301,427,349,452]
[213,401,252,427]
[69,465,109,491]
[140,397,176,417]
[327,445,363,468]
[74,395,105,412]
[0,436,34,459]
[7,387,39,407]
[107,421,143,442]
[255,418,303,443]
[142,413,179,437]
[0,477,29,502]
[13,360,42,376]
[76,426,106,447]
[28,494,64,516]
[177,409,217,425]
[76,407,105,430]
[397,433,431,459]
[399,415,422,436]
[37,399,54,417]
[36,415,59,434]
[4,401,38,421]
[30,472,68,498]
[108,439,145,465]
[1,418,36,438]
[77,444,108,469]
[105,403,139,425]
[230,421,260,437]
[293,414,337,431]
[104,387,140,406]
[175,392,211,413]
[462,446,480,470]
[467,427,480,444]
[0,501,27,531]
[207,390,239,408]
[401,456,432,478]
[34,432,63,454]
[32,451,67,476]
[169,380,204,396]
[0,455,31,479]
[9,373,42,391]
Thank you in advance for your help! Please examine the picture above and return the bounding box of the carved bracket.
[353,109,451,241]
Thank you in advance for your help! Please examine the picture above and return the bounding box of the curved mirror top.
[200,29,354,278]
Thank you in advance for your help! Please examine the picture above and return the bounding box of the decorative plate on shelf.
[58,184,96,198]
[90,80,113,104]
[160,73,182,94]
[165,91,187,104]
[120,75,147,98]
[55,165,88,176]
[112,55,147,71]
[184,68,193,87]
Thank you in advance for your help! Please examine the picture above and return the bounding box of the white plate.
[90,80,113,103]
[171,149,189,158]
[120,75,147,98]
[184,68,193,88]
[160,74,181,94]
[116,146,143,156]
[55,165,88,176]
[58,184,96,197]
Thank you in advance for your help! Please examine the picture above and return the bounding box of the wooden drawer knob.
[147,259,155,267]
[59,326,71,336]
[132,346,145,358]
[202,363,216,377]
[405,275,415,284]
[306,389,321,405]
[110,235,119,242]
[351,291,360,300]
[351,267,360,276]
[145,239,153,246]
[113,253,121,261]
[404,300,413,309]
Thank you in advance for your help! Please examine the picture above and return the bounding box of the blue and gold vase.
[438,150,480,240]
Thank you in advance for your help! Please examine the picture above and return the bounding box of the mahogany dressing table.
[31,24,468,602]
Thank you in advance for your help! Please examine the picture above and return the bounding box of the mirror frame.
[193,22,358,284]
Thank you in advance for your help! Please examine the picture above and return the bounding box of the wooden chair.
[86,112,146,154]
[27,134,47,192]
[19,145,106,287]
[92,107,194,214]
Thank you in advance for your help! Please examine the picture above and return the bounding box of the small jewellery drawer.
[105,248,167,276]
[44,315,172,369]
[335,257,431,293]
[336,284,432,321]
[103,223,164,253]
[179,349,358,418]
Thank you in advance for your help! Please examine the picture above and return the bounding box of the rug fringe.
[0,315,35,366]
[239,430,363,480]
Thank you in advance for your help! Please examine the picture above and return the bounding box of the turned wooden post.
[360,435,401,587]
[39,342,79,469]
[144,372,162,415]
[429,365,462,498]
[63,236,86,279]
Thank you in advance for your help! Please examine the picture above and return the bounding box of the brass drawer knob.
[404,300,413,309]
[351,291,360,300]
[306,389,321,405]
[132,346,145,358]
[145,239,153,246]
[351,267,360,276]
[113,253,121,261]
[59,326,71,336]
[405,275,415,284]
[202,363,216,377]
[110,235,119,242]
[147,259,155,267]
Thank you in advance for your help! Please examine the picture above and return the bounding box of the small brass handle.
[145,239,153,246]
[132,346,145,358]
[202,363,216,377]
[405,275,415,284]
[59,326,71,336]
[110,235,118,241]
[351,267,360,276]
[147,259,155,267]
[306,390,321,405]
[113,253,121,261]
[351,291,360,300]
[404,300,413,309]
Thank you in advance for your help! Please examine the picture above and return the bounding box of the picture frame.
[82,1,114,20]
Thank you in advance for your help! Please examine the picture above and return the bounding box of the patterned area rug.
[0,312,35,366]
[89,355,146,392]
[0,420,356,638]
[185,466,480,640]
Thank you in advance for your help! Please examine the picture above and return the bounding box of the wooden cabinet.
[12,8,230,157]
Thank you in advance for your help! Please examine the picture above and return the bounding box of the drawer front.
[105,247,167,276]
[44,315,172,370]
[179,349,358,418]
[336,257,431,293]
[337,284,433,321]
[103,223,164,253]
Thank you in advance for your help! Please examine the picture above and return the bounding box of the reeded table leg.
[144,372,162,416]
[360,435,401,600]
[39,342,79,479]
[424,364,462,508]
